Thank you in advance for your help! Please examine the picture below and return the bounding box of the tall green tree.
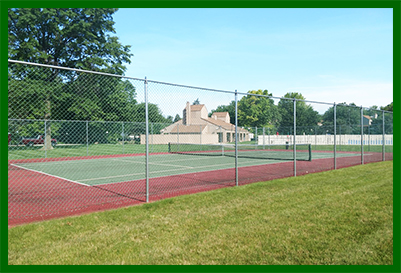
[381,102,393,112]
[278,93,320,134]
[380,102,393,134]
[9,8,133,149]
[321,103,361,134]
[237,90,280,128]
[209,101,236,125]
[173,114,181,123]
[9,8,132,73]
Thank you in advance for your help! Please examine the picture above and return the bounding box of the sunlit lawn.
[8,161,393,265]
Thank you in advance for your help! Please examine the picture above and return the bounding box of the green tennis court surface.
[11,150,365,187]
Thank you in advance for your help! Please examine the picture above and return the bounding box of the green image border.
[1,1,399,272]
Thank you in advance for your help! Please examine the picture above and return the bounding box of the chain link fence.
[8,60,393,225]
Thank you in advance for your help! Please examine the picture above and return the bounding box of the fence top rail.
[8,59,145,82]
[8,59,393,114]
[236,90,334,105]
[8,118,174,125]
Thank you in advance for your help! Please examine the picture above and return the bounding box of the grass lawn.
[8,161,393,265]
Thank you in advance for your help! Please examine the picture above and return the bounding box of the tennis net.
[168,143,312,161]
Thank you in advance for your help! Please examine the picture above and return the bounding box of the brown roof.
[363,115,372,120]
[169,124,207,133]
[202,118,248,133]
[189,104,205,111]
[212,112,229,116]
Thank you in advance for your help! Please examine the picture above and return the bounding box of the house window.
[217,132,223,143]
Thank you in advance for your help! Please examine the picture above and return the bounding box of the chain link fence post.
[44,120,47,158]
[293,99,296,177]
[235,90,238,186]
[334,103,337,170]
[86,121,89,156]
[122,121,125,154]
[145,77,149,203]
[361,106,364,165]
[382,110,385,161]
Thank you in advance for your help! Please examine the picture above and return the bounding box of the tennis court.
[9,142,382,226]
[11,145,363,187]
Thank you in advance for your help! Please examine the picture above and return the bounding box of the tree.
[62,76,137,122]
[209,101,236,125]
[166,116,174,123]
[278,93,320,134]
[237,90,280,128]
[380,102,393,134]
[9,8,132,73]
[193,98,200,105]
[321,103,361,135]
[132,103,171,124]
[9,8,133,149]
[173,114,181,123]
[381,102,393,112]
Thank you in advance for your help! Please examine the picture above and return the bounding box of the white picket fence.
[258,134,393,146]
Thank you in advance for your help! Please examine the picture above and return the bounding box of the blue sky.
[113,8,393,117]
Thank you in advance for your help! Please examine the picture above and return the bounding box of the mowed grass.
[8,161,393,265]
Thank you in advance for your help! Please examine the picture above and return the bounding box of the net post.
[382,110,385,161]
[293,98,296,177]
[334,103,337,170]
[235,90,238,186]
[308,144,312,161]
[145,77,149,203]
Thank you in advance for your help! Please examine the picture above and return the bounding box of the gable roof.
[212,112,229,116]
[363,115,372,120]
[168,124,207,133]
[202,117,248,132]
[190,104,205,111]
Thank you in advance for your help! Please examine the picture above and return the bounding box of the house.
[363,115,372,126]
[141,102,250,144]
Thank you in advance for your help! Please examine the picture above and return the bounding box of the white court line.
[112,154,219,164]
[11,154,283,186]
[78,159,278,184]
[111,158,194,169]
[10,164,90,187]
[14,154,210,168]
